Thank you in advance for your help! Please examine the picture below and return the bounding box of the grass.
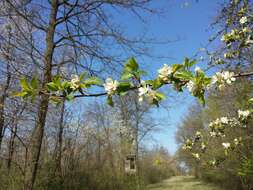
[147,176,223,190]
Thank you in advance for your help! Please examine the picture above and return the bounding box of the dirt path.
[148,176,223,190]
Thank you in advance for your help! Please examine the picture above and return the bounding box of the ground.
[148,176,223,190]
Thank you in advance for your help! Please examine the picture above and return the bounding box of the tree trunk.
[0,48,11,151]
[53,100,65,183]
[7,120,17,172]
[0,92,7,151]
[24,1,58,189]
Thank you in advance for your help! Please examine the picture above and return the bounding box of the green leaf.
[145,80,154,85]
[248,98,253,104]
[50,96,63,104]
[84,77,102,86]
[107,96,114,107]
[184,57,197,68]
[118,82,131,89]
[155,92,166,101]
[189,60,197,67]
[121,71,134,80]
[152,79,163,90]
[172,64,183,73]
[66,94,74,101]
[52,76,61,87]
[79,72,87,81]
[13,91,28,97]
[46,82,59,91]
[136,70,147,77]
[125,57,139,72]
[66,86,73,94]
[175,71,193,80]
[237,171,246,176]
[62,81,70,89]
[203,77,212,86]
[20,78,30,91]
[117,82,131,95]
[119,91,129,96]
[30,94,37,103]
[197,94,205,106]
[144,79,163,90]
[31,76,38,89]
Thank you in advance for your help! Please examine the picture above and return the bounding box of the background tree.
[176,79,253,190]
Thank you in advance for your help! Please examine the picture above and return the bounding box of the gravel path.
[148,176,223,190]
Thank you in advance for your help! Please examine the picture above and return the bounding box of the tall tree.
[1,0,157,189]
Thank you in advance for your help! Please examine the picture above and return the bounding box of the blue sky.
[111,0,223,154]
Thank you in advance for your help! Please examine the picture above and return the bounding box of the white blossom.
[230,118,240,127]
[211,71,236,89]
[221,35,226,42]
[192,153,200,160]
[194,66,202,73]
[104,78,119,95]
[224,53,232,59]
[70,75,81,90]
[209,118,222,128]
[210,159,216,166]
[220,117,229,124]
[158,64,173,81]
[231,29,237,36]
[210,131,217,137]
[182,139,194,150]
[211,72,223,85]
[195,131,202,138]
[138,85,150,102]
[242,27,251,33]
[215,58,224,65]
[238,109,251,119]
[245,38,253,45]
[222,142,231,149]
[209,116,239,133]
[219,132,226,138]
[201,142,206,150]
[223,71,236,84]
[234,138,239,146]
[138,81,156,102]
[186,80,195,93]
[239,16,248,24]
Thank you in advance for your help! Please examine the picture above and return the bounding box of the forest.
[0,0,252,190]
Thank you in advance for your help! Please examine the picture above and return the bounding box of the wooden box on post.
[125,154,136,174]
